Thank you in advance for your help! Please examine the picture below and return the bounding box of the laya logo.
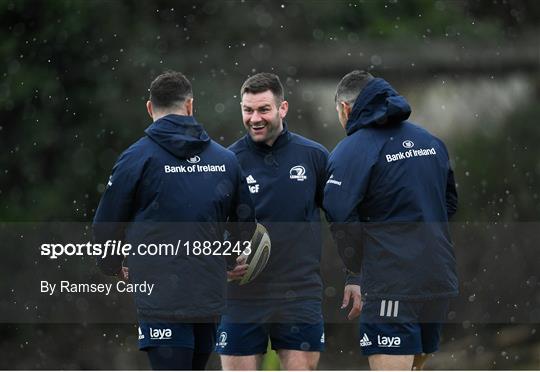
[360,333,372,347]
[246,175,260,194]
[402,140,414,149]
[138,327,144,340]
[377,335,401,348]
[187,155,201,164]
[217,331,228,348]
[289,165,307,182]
[149,328,172,340]
[320,332,325,344]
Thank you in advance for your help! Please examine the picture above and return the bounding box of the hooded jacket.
[324,78,458,301]
[227,124,329,300]
[93,114,256,320]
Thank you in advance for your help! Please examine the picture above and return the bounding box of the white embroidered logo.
[289,165,307,182]
[187,155,201,164]
[360,333,372,347]
[246,175,260,194]
[217,332,228,347]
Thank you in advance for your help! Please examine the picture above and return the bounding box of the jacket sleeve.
[345,271,362,286]
[93,147,146,275]
[323,140,376,273]
[446,166,458,219]
[323,142,374,224]
[315,148,330,209]
[437,138,458,220]
[226,161,257,268]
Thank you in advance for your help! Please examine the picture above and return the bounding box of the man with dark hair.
[148,70,193,109]
[215,72,330,370]
[93,70,256,370]
[324,70,458,370]
[239,72,285,101]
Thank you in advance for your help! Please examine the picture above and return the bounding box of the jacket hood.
[144,114,210,158]
[346,78,412,135]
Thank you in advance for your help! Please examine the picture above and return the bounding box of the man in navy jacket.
[216,73,329,370]
[324,71,458,370]
[93,71,256,370]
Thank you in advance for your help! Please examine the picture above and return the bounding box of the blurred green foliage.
[453,101,540,221]
[1,0,539,222]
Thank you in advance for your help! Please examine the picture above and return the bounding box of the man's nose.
[251,110,261,122]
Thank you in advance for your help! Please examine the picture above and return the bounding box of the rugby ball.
[239,223,271,285]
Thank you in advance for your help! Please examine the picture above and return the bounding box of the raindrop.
[214,103,225,113]
[370,55,382,65]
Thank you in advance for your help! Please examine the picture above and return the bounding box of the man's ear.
[146,101,154,120]
[278,100,289,119]
[341,101,352,120]
[185,98,194,116]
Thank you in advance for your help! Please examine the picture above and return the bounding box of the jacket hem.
[362,290,459,302]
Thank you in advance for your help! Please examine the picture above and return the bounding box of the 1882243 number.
[184,240,251,256]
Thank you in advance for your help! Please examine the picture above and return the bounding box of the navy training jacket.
[227,124,329,300]
[93,114,256,321]
[323,78,458,301]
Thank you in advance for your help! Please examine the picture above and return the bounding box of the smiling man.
[216,73,330,370]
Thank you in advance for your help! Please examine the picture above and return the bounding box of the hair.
[240,72,284,103]
[149,70,193,110]
[335,70,374,105]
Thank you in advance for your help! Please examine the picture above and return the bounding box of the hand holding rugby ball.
[229,223,271,285]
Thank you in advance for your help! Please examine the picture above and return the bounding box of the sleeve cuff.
[345,270,362,286]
